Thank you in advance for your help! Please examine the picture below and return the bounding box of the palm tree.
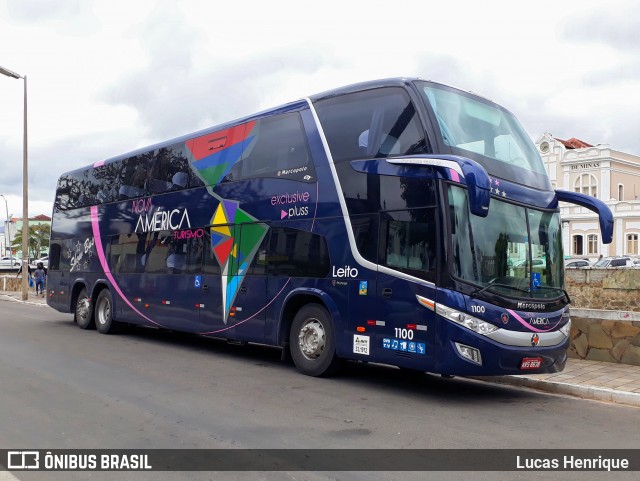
[13,224,51,260]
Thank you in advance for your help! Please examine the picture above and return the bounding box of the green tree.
[13,224,51,260]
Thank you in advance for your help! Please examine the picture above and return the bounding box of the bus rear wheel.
[74,288,95,330]
[95,289,118,334]
[290,303,340,377]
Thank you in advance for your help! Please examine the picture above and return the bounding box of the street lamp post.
[0,65,29,300]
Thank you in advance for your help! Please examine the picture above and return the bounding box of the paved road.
[1,302,639,481]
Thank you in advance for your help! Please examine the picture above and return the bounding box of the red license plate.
[520,357,542,370]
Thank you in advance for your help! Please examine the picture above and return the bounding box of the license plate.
[520,357,542,370]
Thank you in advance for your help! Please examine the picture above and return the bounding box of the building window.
[618,184,624,201]
[587,234,598,255]
[572,235,583,255]
[574,174,597,198]
[627,234,639,255]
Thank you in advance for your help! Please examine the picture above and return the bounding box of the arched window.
[574,174,597,198]
[572,235,584,255]
[618,184,624,201]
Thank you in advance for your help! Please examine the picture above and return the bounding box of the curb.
[0,294,49,307]
[475,375,640,408]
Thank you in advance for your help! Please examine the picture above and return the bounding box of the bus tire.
[290,303,340,377]
[74,288,95,330]
[95,289,118,334]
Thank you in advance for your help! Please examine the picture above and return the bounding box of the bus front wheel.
[74,288,95,330]
[95,289,118,334]
[290,303,340,377]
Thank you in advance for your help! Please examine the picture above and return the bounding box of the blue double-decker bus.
[47,78,613,377]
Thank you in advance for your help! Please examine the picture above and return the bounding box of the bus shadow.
[120,323,549,405]
[50,317,552,404]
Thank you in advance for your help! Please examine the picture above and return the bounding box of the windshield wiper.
[471,280,530,298]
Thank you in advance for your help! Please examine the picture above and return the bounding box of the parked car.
[0,256,21,268]
[512,258,545,268]
[593,256,635,268]
[30,256,49,268]
[565,258,591,268]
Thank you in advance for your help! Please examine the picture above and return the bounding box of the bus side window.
[314,87,429,163]
[236,113,312,180]
[349,214,379,264]
[380,208,437,282]
[241,223,270,276]
[267,227,330,278]
[49,242,62,270]
[147,145,191,194]
[202,232,222,275]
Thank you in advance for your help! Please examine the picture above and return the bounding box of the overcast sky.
[1,0,639,220]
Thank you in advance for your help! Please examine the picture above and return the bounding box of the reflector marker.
[162,300,171,305]
[133,297,142,303]
[416,325,428,331]
[195,303,205,309]
[416,295,435,311]
[376,320,385,326]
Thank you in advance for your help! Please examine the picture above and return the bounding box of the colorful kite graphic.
[188,121,268,322]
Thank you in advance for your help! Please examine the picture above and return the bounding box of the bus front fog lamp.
[454,342,482,365]
[436,305,499,335]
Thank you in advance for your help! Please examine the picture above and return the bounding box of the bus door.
[198,228,233,336]
[230,223,269,343]
[45,240,68,310]
[375,210,437,369]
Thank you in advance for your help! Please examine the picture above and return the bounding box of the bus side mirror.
[554,189,614,244]
[385,155,491,217]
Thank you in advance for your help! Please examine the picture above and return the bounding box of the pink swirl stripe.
[90,206,161,326]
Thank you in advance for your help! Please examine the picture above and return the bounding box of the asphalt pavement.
[2,290,639,408]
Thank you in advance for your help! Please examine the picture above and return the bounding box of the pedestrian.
[16,262,33,289]
[34,262,47,297]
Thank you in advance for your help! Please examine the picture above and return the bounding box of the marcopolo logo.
[277,166,308,177]
[517,302,546,311]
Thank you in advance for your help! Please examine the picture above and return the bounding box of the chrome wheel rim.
[76,297,90,322]
[298,318,326,361]
[96,297,110,326]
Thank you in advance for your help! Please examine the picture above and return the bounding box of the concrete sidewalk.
[1,290,640,408]
[0,289,48,307]
[474,358,640,408]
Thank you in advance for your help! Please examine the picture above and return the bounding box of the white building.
[536,134,640,260]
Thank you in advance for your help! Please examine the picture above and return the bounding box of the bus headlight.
[436,305,499,335]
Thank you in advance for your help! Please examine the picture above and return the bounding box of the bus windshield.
[448,185,564,299]
[418,81,546,176]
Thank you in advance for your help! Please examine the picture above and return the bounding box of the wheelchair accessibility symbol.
[194,275,202,289]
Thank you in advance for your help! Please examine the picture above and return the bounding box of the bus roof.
[58,77,489,178]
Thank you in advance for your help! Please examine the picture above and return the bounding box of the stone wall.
[569,312,640,365]
[566,268,640,311]
[1,275,24,291]
[566,269,640,366]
